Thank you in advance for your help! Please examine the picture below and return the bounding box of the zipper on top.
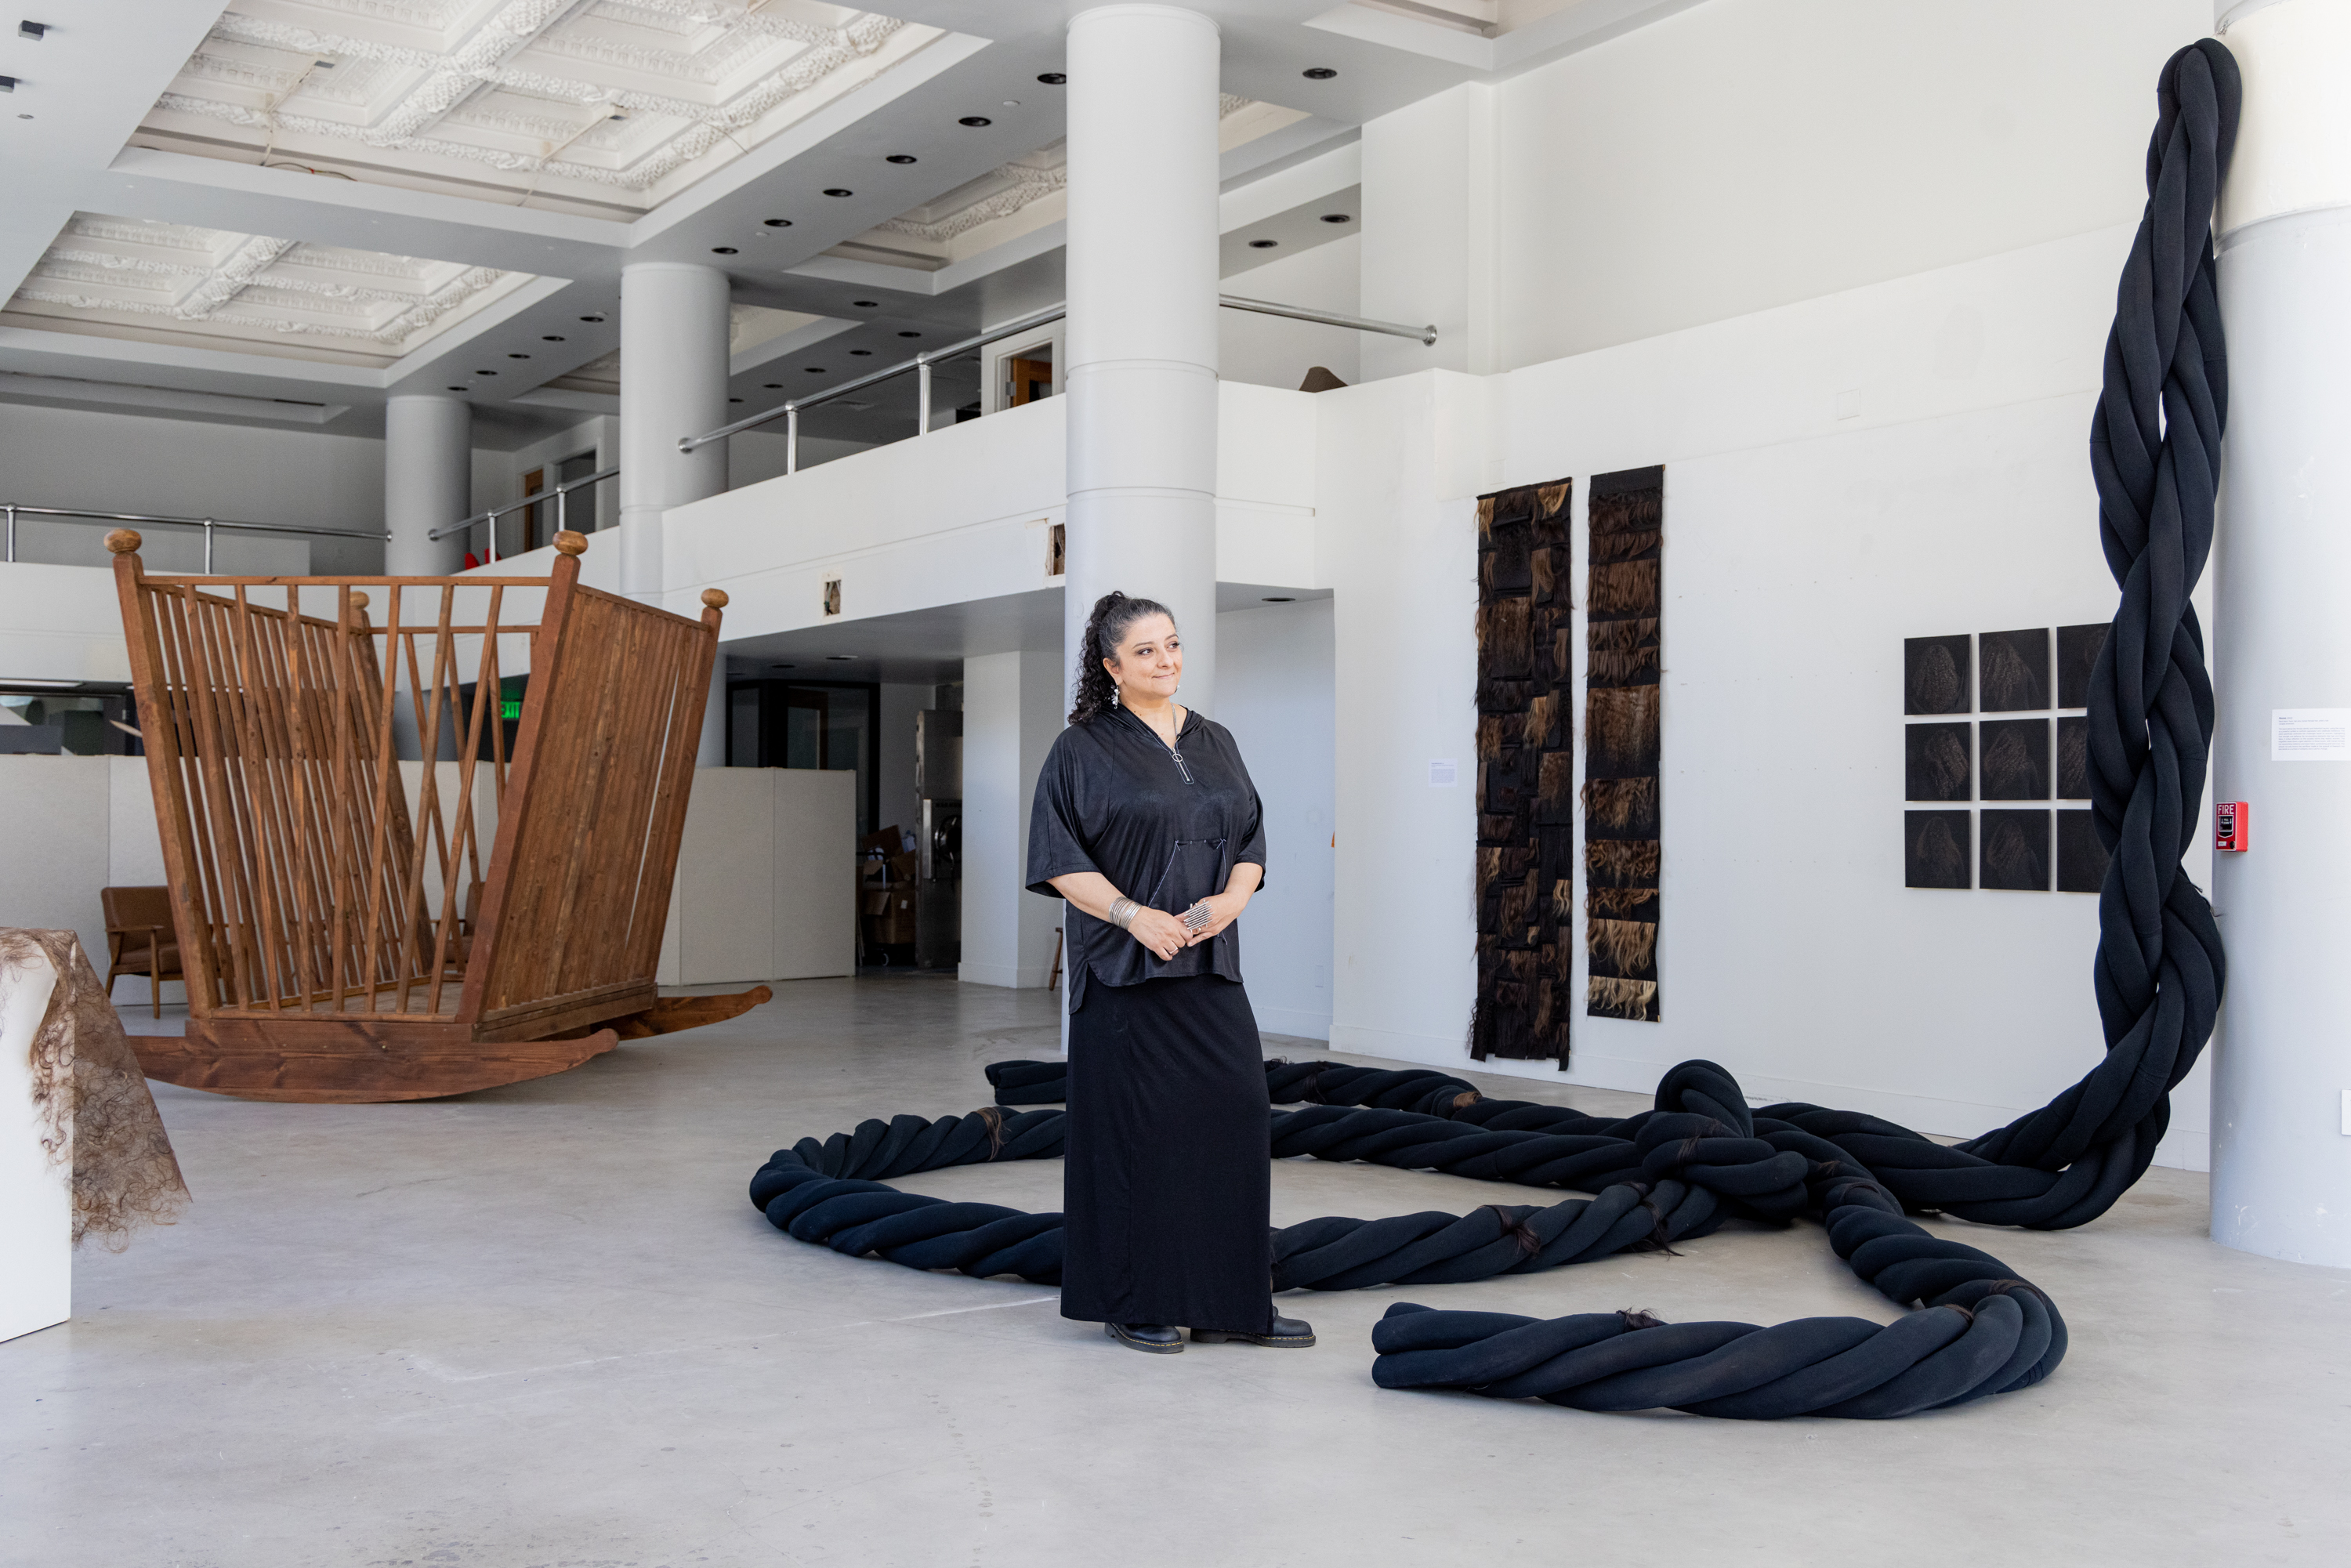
[1128,706,1194,784]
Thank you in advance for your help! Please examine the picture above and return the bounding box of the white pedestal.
[0,941,70,1343]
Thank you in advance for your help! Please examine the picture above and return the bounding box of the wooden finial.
[553,531,588,556]
[105,529,142,555]
[350,592,370,610]
[701,588,729,610]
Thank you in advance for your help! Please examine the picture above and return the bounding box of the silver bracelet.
[1107,896,1139,931]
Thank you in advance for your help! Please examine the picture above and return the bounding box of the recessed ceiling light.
[825,654,855,661]
[474,369,496,376]
[580,314,606,323]
[806,367,827,373]
[507,352,529,359]
[885,154,916,165]
[1248,239,1277,249]
[1320,213,1352,224]
[0,75,17,92]
[1302,67,1337,79]
[1037,73,1065,85]
[823,187,853,197]
[852,300,878,308]
[1262,596,1295,603]
[446,386,467,392]
[897,331,920,339]
[542,334,565,342]
[763,382,782,389]
[771,663,796,669]
[730,397,743,404]
[763,218,792,228]
[958,116,991,127]
[849,349,872,357]
[712,246,738,254]
[19,21,46,41]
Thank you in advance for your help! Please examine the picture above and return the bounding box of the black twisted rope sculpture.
[745,42,2232,1419]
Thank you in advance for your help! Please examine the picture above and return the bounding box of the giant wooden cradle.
[107,528,766,1103]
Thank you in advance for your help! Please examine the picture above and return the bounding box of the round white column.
[1062,5,1223,715]
[619,261,732,763]
[383,393,470,575]
[2211,0,2351,1267]
[619,262,731,600]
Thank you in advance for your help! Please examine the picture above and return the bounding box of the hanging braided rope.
[744,42,2232,1420]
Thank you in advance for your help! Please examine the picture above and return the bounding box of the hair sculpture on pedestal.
[740,41,2237,1419]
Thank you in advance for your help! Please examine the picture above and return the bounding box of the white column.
[2211,0,2351,1268]
[959,650,1067,987]
[1062,5,1223,717]
[383,393,470,576]
[619,261,732,762]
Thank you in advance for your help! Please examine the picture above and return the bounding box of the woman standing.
[1026,592,1314,1355]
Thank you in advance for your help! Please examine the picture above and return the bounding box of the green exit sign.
[501,697,522,721]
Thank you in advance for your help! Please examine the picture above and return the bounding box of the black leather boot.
[1107,1322,1184,1353]
[1190,1316,1315,1348]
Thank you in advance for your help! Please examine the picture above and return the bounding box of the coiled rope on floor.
[744,42,2230,1420]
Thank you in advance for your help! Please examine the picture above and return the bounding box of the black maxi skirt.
[1060,973,1274,1334]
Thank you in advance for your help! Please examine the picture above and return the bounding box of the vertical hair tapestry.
[1585,466,1665,1022]
[1470,479,1574,1063]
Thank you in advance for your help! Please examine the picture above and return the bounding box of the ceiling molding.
[131,1,951,218]
[2,212,540,367]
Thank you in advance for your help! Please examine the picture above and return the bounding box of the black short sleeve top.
[1025,705,1267,1012]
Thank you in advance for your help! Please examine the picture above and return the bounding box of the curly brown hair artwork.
[1586,917,1658,980]
[1978,628,2049,712]
[1905,723,1971,802]
[1587,559,1661,618]
[0,929,189,1250]
[1586,837,1661,888]
[1471,476,1578,1065]
[1904,810,1971,889]
[1588,975,1660,1023]
[1581,777,1659,835]
[1904,634,1970,715]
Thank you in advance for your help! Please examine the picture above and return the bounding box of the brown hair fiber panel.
[1588,559,1661,617]
[1586,685,1661,777]
[1590,529,1661,566]
[1586,838,1661,888]
[1588,647,1660,688]
[1583,777,1660,835]
[1589,488,1662,538]
[1586,917,1659,979]
[1589,617,1660,654]
[1588,975,1661,1022]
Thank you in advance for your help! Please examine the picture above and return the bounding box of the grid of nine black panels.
[1902,625,2113,893]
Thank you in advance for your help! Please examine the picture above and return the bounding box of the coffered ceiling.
[132,0,946,218]
[0,211,534,366]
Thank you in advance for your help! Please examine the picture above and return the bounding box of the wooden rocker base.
[129,987,775,1103]
[132,1027,623,1104]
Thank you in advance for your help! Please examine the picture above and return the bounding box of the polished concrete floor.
[5,975,2346,1567]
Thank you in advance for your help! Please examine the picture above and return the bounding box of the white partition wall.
[660,768,857,986]
[0,940,70,1344]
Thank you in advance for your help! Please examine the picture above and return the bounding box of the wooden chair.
[102,885,183,1018]
[105,527,769,1103]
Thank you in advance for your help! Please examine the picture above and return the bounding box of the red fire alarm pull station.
[2216,801,2249,853]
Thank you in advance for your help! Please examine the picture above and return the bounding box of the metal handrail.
[1217,295,1440,346]
[3,503,388,570]
[678,303,1068,457]
[676,296,1438,462]
[429,465,618,563]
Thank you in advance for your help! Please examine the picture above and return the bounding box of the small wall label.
[1428,759,1458,787]
[2272,709,2351,761]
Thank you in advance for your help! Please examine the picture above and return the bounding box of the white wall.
[1321,223,2215,1169]
[1220,234,1364,391]
[1214,599,1337,1038]
[0,758,169,1004]
[1484,0,2210,367]
[960,649,1064,989]
[0,402,382,573]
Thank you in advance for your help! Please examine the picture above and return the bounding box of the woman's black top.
[1025,705,1267,1012]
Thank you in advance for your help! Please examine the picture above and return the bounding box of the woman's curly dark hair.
[1070,590,1176,725]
